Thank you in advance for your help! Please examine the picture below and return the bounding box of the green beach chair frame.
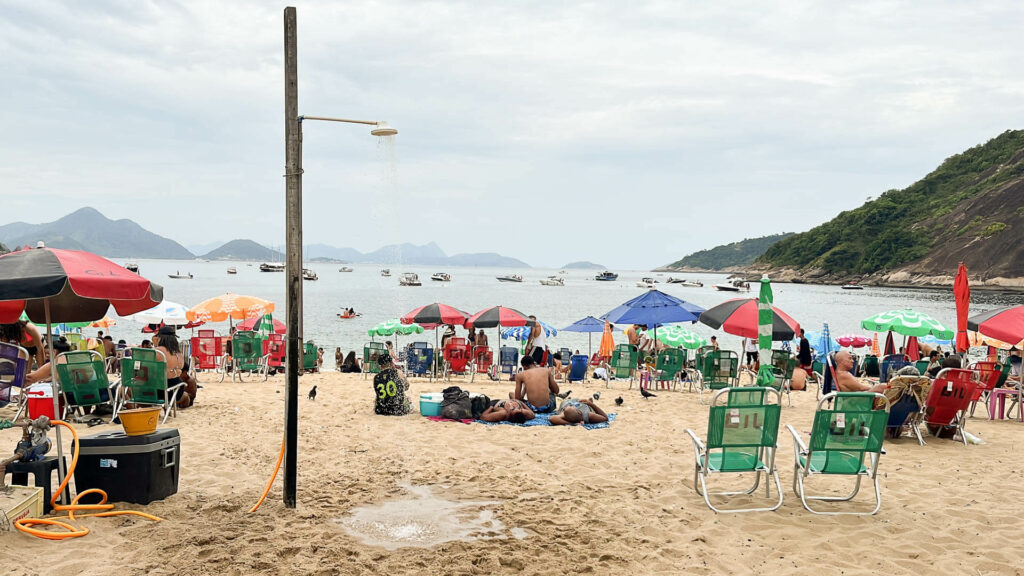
[786,391,891,515]
[768,350,796,407]
[231,331,268,382]
[55,350,120,419]
[363,342,386,379]
[650,348,686,391]
[611,344,638,385]
[303,341,319,373]
[118,348,184,424]
[698,350,740,404]
[685,387,783,513]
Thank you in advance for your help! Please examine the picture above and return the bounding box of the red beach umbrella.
[400,303,469,326]
[237,316,287,334]
[968,305,1024,345]
[698,298,801,340]
[465,306,532,329]
[884,331,895,356]
[954,262,971,353]
[906,336,920,361]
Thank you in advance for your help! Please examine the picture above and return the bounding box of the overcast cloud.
[2,1,1023,269]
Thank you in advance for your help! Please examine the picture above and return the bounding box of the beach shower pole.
[283,6,301,508]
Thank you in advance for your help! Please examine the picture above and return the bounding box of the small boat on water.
[227,267,237,274]
[539,276,564,286]
[338,267,353,272]
[399,273,421,286]
[595,271,618,281]
[260,262,285,272]
[380,269,391,277]
[124,260,139,274]
[168,271,193,280]
[302,269,318,281]
[636,277,658,288]
[431,272,451,282]
[666,277,703,287]
[496,274,523,283]
[841,284,864,290]
[713,279,751,292]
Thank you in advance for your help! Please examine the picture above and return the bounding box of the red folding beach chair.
[968,361,1002,418]
[918,368,979,446]
[442,338,472,381]
[190,330,227,382]
[470,346,493,382]
[263,334,286,375]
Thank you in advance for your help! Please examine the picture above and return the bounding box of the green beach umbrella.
[860,308,954,339]
[253,313,276,338]
[643,325,706,350]
[368,319,424,337]
[756,275,776,387]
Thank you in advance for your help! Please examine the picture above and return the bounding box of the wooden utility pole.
[283,6,301,508]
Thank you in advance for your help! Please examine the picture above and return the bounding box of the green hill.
[203,239,284,261]
[757,129,1024,280]
[659,233,794,271]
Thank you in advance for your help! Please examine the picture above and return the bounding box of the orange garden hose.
[248,434,286,514]
[13,420,163,540]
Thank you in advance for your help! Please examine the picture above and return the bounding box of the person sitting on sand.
[550,397,608,426]
[480,398,534,423]
[340,351,361,373]
[372,353,410,416]
[513,355,559,413]
[835,350,886,393]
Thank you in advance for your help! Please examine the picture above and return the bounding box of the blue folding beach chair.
[405,342,433,380]
[0,342,30,417]
[499,346,519,380]
[880,354,910,383]
[567,354,588,383]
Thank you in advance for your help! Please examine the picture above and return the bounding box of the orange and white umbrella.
[186,293,275,323]
[870,332,881,356]
[89,315,117,328]
[968,331,1022,351]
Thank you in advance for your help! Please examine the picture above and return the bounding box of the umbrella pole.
[588,332,592,361]
[44,299,68,505]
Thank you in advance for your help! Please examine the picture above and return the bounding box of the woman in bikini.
[1,320,45,368]
[480,398,535,424]
[153,327,196,408]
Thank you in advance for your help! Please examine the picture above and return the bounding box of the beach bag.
[441,386,472,420]
[470,394,491,419]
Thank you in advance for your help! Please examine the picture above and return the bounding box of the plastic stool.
[989,388,1022,421]
[5,456,71,513]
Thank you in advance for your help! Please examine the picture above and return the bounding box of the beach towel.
[477,412,616,429]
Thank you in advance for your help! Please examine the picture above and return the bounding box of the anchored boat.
[399,273,421,286]
[496,274,523,283]
[539,276,564,286]
[431,272,451,282]
[595,271,618,281]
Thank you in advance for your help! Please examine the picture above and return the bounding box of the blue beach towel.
[476,412,616,429]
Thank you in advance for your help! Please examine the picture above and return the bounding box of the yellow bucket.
[118,407,161,436]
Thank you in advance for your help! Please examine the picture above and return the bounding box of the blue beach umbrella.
[561,315,621,358]
[501,321,557,342]
[601,289,705,359]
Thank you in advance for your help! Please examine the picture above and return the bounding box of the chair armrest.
[786,424,808,454]
[108,378,121,390]
[685,429,706,468]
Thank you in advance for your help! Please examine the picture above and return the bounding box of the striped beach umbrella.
[755,275,776,386]
[860,308,953,339]
[642,325,706,349]
[501,321,557,342]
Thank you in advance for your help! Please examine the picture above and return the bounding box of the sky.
[2,1,1023,269]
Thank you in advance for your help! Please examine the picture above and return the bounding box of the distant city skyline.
[3,1,1023,268]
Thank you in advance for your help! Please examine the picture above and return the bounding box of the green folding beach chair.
[118,348,184,424]
[302,341,319,372]
[611,344,638,385]
[862,355,880,378]
[647,348,685,391]
[363,342,386,379]
[231,331,268,381]
[914,360,930,375]
[768,350,796,407]
[55,350,119,419]
[786,392,890,515]
[698,350,739,404]
[686,387,783,513]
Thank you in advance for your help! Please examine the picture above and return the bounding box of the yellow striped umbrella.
[186,293,275,323]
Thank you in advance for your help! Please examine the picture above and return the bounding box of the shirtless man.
[834,350,886,393]
[513,355,559,412]
[550,397,608,426]
[480,398,535,423]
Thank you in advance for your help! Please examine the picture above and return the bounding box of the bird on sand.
[308,385,318,400]
[592,392,601,401]
[614,396,624,406]
[640,387,657,399]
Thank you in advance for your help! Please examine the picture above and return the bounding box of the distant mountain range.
[0,207,193,259]
[0,208,532,268]
[562,261,605,270]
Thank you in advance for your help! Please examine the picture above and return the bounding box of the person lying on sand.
[835,350,886,394]
[549,398,608,426]
[480,399,535,424]
[514,355,559,413]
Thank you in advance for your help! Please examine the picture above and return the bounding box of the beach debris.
[640,388,657,399]
[615,396,624,406]
[592,392,600,401]
[307,385,318,400]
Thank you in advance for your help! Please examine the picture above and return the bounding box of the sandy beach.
[3,370,1024,576]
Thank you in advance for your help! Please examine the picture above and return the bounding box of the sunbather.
[549,398,608,426]
[513,355,559,412]
[480,399,534,423]
[24,337,72,384]
[835,350,886,393]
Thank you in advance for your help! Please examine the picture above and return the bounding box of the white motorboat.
[302,269,318,281]
[841,284,864,290]
[667,277,703,287]
[124,260,139,274]
[636,277,657,288]
[260,262,285,272]
[713,280,750,292]
[227,267,237,274]
[431,272,451,282]
[539,276,564,286]
[168,271,193,279]
[380,269,391,277]
[496,274,523,283]
[338,267,354,272]
[399,273,421,286]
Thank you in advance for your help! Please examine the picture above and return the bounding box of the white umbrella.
[126,300,192,325]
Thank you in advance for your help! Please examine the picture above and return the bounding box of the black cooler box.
[73,429,180,504]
